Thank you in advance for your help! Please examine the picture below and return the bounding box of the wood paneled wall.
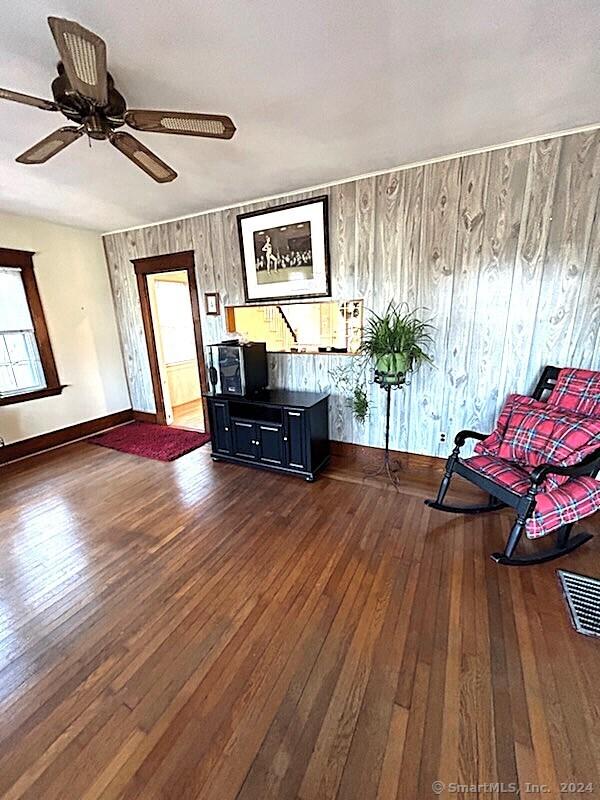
[103,129,600,456]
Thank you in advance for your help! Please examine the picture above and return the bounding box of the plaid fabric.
[464,454,600,539]
[464,454,532,493]
[497,405,600,489]
[526,477,600,538]
[547,367,600,418]
[474,394,547,456]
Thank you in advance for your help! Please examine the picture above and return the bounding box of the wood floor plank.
[0,441,598,799]
[235,492,385,800]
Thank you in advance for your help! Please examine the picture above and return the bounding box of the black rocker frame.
[425,366,600,566]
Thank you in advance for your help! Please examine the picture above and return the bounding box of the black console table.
[205,390,330,481]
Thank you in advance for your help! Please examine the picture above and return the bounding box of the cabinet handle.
[283,436,288,441]
[288,411,301,417]
[224,427,229,431]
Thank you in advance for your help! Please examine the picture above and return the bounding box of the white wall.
[166,362,201,407]
[0,212,130,444]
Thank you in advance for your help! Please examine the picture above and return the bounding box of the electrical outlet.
[439,431,447,443]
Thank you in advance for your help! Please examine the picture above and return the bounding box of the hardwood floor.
[171,399,205,431]
[1,440,599,799]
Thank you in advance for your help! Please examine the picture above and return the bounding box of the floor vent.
[557,570,600,638]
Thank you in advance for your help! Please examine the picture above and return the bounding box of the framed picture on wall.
[237,195,331,303]
[204,292,220,315]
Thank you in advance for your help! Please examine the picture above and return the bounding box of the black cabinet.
[206,390,330,481]
[232,420,257,460]
[285,410,306,470]
[211,400,232,455]
[257,423,284,466]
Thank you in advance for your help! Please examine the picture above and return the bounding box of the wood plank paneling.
[570,185,600,365]
[103,234,155,413]
[412,157,462,455]
[103,129,600,457]
[392,166,425,453]
[442,151,489,446]
[468,144,530,431]
[528,131,600,369]
[496,137,562,404]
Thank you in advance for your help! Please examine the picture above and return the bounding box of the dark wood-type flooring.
[1,438,599,799]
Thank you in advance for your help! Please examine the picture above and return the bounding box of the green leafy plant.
[351,384,369,423]
[360,302,434,384]
[329,360,370,424]
[329,302,434,421]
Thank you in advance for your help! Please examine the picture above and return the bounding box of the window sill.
[0,385,66,406]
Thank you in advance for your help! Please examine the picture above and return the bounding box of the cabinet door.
[257,424,284,466]
[232,420,258,459]
[284,410,307,470]
[211,401,232,454]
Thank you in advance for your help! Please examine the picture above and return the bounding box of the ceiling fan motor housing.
[52,65,126,135]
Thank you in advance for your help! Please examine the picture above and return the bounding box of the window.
[0,249,62,406]
[0,268,45,395]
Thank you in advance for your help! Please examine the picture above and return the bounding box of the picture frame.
[237,195,331,303]
[204,292,220,316]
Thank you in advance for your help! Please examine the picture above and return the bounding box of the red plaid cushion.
[463,454,531,493]
[497,404,600,488]
[464,454,600,539]
[526,477,600,539]
[474,394,547,456]
[547,368,600,418]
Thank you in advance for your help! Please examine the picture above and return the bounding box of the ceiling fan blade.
[47,16,108,106]
[109,132,177,183]
[125,110,236,140]
[16,126,83,164]
[0,87,58,111]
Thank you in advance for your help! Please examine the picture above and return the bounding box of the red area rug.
[89,422,210,462]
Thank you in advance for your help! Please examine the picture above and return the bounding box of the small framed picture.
[237,195,331,303]
[205,292,220,316]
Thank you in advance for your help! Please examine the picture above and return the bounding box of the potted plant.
[330,302,434,422]
[361,302,434,387]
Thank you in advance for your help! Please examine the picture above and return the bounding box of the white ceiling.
[1,0,599,233]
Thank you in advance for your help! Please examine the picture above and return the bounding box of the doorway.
[133,251,208,432]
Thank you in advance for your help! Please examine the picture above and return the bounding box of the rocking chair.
[426,366,600,566]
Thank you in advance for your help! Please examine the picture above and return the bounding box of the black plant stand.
[365,372,405,487]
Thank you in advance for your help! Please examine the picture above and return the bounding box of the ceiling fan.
[0,17,236,183]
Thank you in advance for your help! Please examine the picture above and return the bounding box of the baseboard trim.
[325,440,482,499]
[329,440,446,472]
[132,410,159,423]
[1,410,134,465]
[0,422,445,471]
